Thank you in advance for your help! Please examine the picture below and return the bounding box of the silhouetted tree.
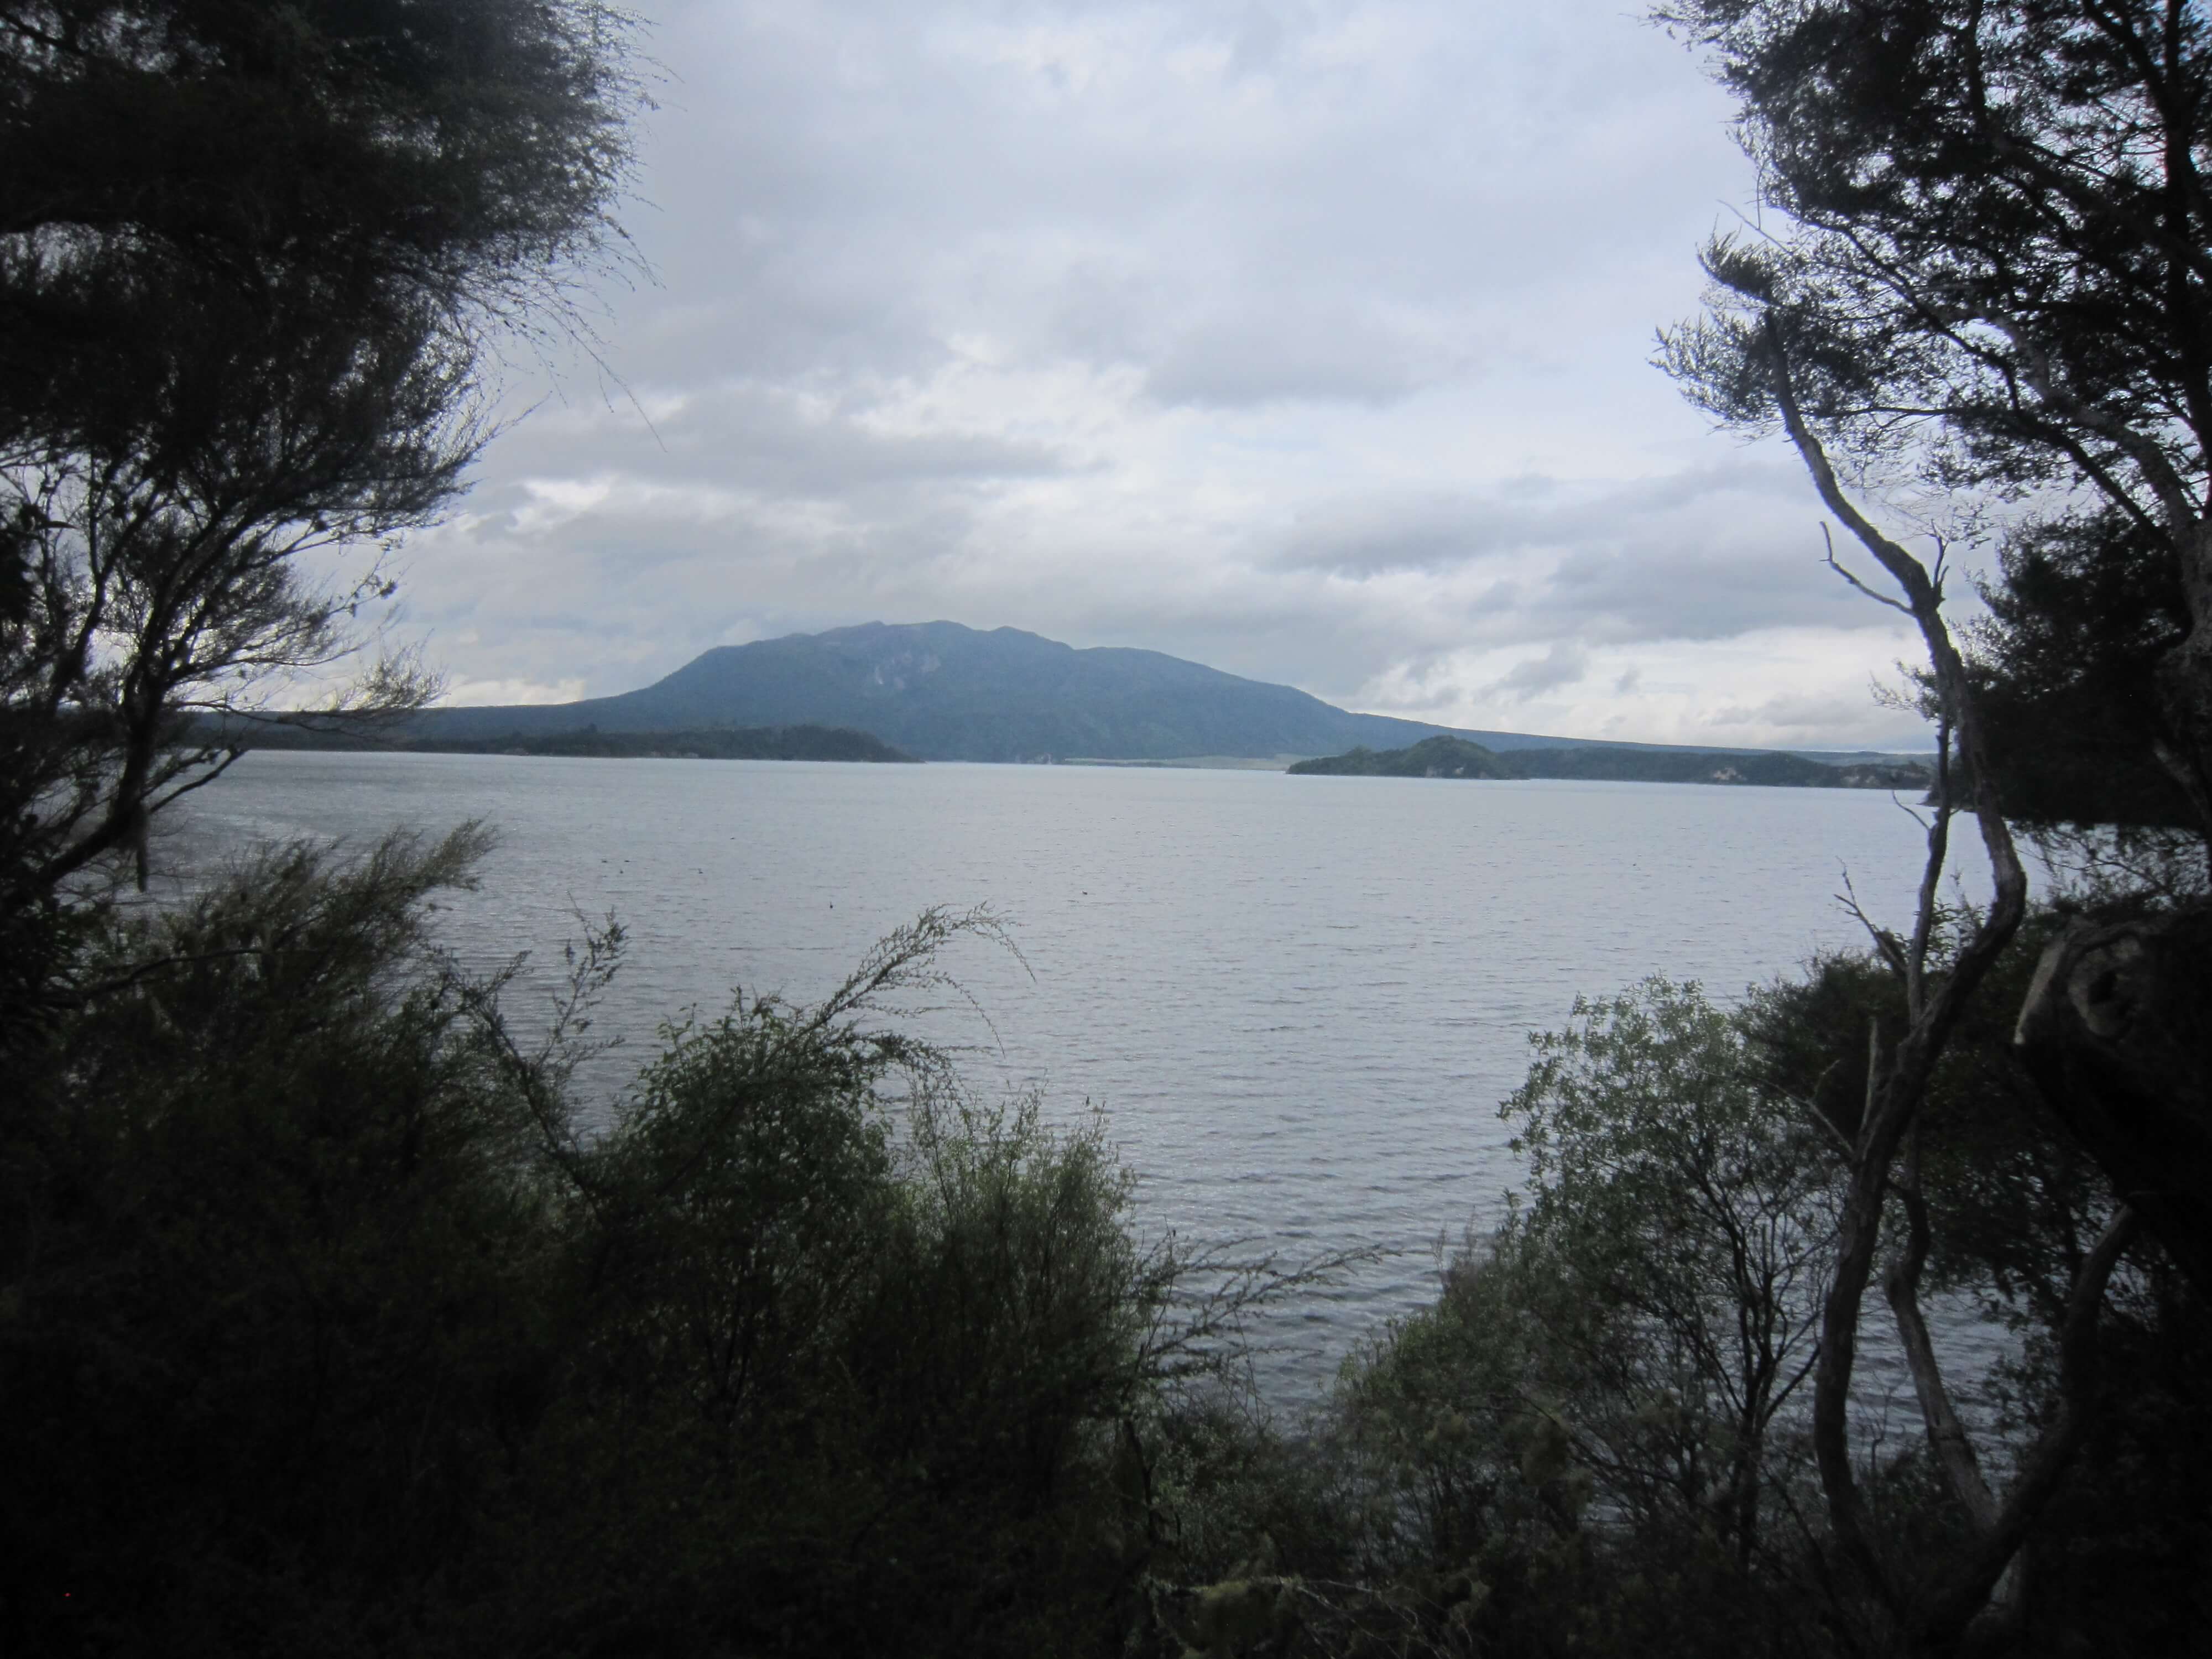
[1657,1,2212,1646]
[0,1,644,932]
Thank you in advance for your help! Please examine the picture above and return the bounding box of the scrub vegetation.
[4,2,2210,1655]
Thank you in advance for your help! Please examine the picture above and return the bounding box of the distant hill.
[1508,748,1931,789]
[1290,737,1933,790]
[408,621,1881,766]
[1288,737,1518,779]
[210,721,912,764]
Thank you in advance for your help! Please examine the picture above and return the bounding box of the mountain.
[411,621,1607,763]
[405,621,1913,767]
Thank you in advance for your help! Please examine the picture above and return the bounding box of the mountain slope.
[415,622,1585,762]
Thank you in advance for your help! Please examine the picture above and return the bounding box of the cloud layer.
[351,0,1949,750]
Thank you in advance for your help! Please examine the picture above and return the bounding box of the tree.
[2,1,641,436]
[1,274,478,911]
[1655,1,2212,1646]
[1740,930,2212,1652]
[1658,0,2212,833]
[0,1,643,931]
[1495,980,1837,1574]
[1967,509,2198,848]
[1314,984,1843,1658]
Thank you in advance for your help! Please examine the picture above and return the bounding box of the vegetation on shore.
[6,839,2203,1656]
[1289,734,1932,790]
[222,721,918,764]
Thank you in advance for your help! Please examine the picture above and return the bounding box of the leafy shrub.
[0,846,1196,1657]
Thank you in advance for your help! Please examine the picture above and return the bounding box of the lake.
[169,750,1957,1399]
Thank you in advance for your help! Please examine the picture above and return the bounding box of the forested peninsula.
[1289,733,1932,789]
[223,721,916,764]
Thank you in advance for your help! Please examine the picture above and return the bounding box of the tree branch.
[1917,1206,2140,1648]
[1885,1125,2001,1531]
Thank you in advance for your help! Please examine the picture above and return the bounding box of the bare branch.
[1822,523,1916,615]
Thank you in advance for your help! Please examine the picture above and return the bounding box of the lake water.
[169,751,1961,1399]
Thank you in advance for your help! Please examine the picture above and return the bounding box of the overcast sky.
[381,0,1945,750]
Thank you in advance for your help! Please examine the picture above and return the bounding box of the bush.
[0,849,1192,1657]
[0,827,561,1655]
[1300,981,1846,1658]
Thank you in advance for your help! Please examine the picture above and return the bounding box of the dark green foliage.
[446,722,916,763]
[1655,0,2212,499]
[1,0,643,921]
[1735,934,2212,1647]
[1967,512,2198,833]
[0,827,556,1655]
[1507,747,1927,789]
[0,845,1214,1657]
[1655,0,2212,834]
[1259,958,2212,1656]
[17,853,2160,1659]
[1,0,640,452]
[1307,983,1837,1658]
[1741,925,2115,1328]
[2023,1264,2212,1651]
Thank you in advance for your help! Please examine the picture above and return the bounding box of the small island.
[1287,735,1517,778]
[1290,735,1932,790]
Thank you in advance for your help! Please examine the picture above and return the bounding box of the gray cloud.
[369,0,1944,750]
[514,383,1071,497]
[1265,461,1893,648]
[1146,305,1459,407]
[1276,463,1817,578]
[1490,640,1590,701]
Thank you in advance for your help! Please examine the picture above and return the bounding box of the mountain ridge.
[408,621,1917,765]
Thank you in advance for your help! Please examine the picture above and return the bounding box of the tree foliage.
[1658,0,2212,832]
[0,1,644,928]
[1968,508,2199,841]
[1279,952,2210,1657]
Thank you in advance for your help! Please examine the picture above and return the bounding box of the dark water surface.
[171,751,1956,1397]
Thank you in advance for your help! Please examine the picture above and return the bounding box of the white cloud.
[441,677,592,707]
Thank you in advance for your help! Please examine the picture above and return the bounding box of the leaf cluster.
[1659,0,2212,524]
